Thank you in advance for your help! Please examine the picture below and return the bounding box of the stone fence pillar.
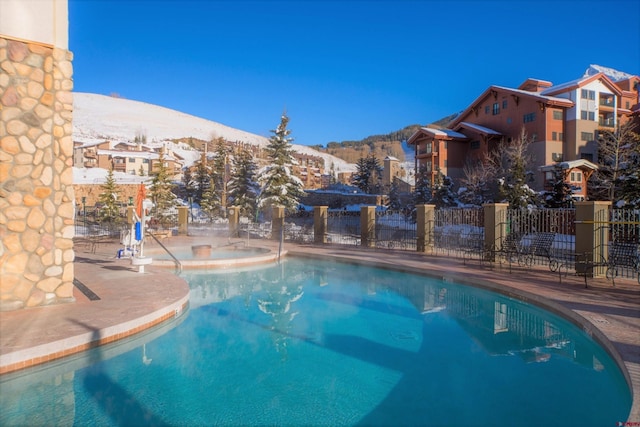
[575,201,610,277]
[416,204,435,253]
[272,206,285,241]
[227,206,239,238]
[177,206,189,235]
[361,206,376,248]
[483,203,509,261]
[314,206,328,244]
[127,206,135,224]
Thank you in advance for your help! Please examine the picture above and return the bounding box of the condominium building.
[408,69,639,200]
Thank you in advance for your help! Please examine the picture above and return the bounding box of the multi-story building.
[408,69,639,200]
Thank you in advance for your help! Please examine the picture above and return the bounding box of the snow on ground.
[73,93,355,173]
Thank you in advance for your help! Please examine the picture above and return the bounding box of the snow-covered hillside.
[73,92,355,173]
[584,64,635,82]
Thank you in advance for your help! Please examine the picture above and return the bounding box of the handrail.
[148,232,182,273]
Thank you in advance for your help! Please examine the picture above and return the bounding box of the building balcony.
[598,118,615,128]
[113,163,126,172]
[84,160,97,168]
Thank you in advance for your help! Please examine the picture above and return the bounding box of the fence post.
[484,203,509,261]
[361,206,376,248]
[272,206,285,241]
[127,206,135,224]
[416,204,435,252]
[314,206,328,244]
[228,206,239,238]
[177,206,189,235]
[575,201,610,277]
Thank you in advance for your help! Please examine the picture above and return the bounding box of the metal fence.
[433,207,484,259]
[326,210,362,246]
[603,209,640,282]
[375,210,416,250]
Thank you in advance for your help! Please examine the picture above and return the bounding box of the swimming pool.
[0,258,631,426]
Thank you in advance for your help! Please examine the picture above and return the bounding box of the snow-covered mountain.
[72,92,355,174]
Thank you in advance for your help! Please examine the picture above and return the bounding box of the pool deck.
[1,236,639,423]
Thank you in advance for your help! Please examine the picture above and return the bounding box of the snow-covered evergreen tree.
[387,180,402,210]
[98,167,121,223]
[542,163,575,208]
[431,172,459,208]
[194,155,210,204]
[257,114,305,213]
[211,137,229,208]
[228,147,260,217]
[200,179,222,220]
[352,157,371,193]
[149,151,177,225]
[352,154,382,194]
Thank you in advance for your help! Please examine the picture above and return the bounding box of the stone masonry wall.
[0,37,75,311]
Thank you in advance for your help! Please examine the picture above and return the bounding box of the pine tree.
[257,113,305,213]
[149,151,177,225]
[431,172,459,208]
[98,167,121,223]
[542,163,574,208]
[352,157,371,193]
[212,137,229,210]
[194,155,210,203]
[387,180,402,210]
[228,147,259,217]
[200,179,222,220]
[408,166,433,219]
[182,166,195,202]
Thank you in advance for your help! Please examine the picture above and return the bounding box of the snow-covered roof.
[73,167,152,185]
[539,159,598,172]
[493,85,574,104]
[584,64,635,82]
[408,127,467,143]
[97,149,160,159]
[541,73,622,97]
[455,122,502,136]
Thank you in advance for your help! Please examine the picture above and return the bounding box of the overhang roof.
[407,127,467,144]
[454,122,502,136]
[539,159,599,172]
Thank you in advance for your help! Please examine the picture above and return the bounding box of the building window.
[588,111,595,121]
[545,171,553,180]
[129,157,136,162]
[470,140,480,149]
[581,89,595,100]
[553,110,562,120]
[552,131,557,141]
[143,159,149,164]
[559,132,563,141]
[506,117,512,124]
[523,113,536,123]
[626,101,630,109]
[485,106,490,114]
[502,100,508,110]
[531,133,537,142]
[492,103,500,115]
[581,132,594,141]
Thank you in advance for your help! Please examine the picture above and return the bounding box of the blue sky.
[69,0,639,147]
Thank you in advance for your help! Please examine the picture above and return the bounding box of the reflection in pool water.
[0,258,632,426]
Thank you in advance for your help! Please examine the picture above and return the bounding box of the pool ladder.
[148,232,182,273]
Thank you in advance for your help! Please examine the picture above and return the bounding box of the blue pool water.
[0,258,632,426]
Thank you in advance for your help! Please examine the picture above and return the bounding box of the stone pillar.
[0,37,75,310]
[575,201,610,277]
[177,206,189,235]
[314,206,328,244]
[416,204,435,253]
[272,206,285,241]
[227,206,239,238]
[360,206,376,248]
[484,203,509,261]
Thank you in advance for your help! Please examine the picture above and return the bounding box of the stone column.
[272,206,285,242]
[360,206,376,248]
[484,203,509,261]
[575,201,610,277]
[227,206,239,238]
[177,206,188,235]
[0,38,75,310]
[416,204,435,253]
[314,206,328,244]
